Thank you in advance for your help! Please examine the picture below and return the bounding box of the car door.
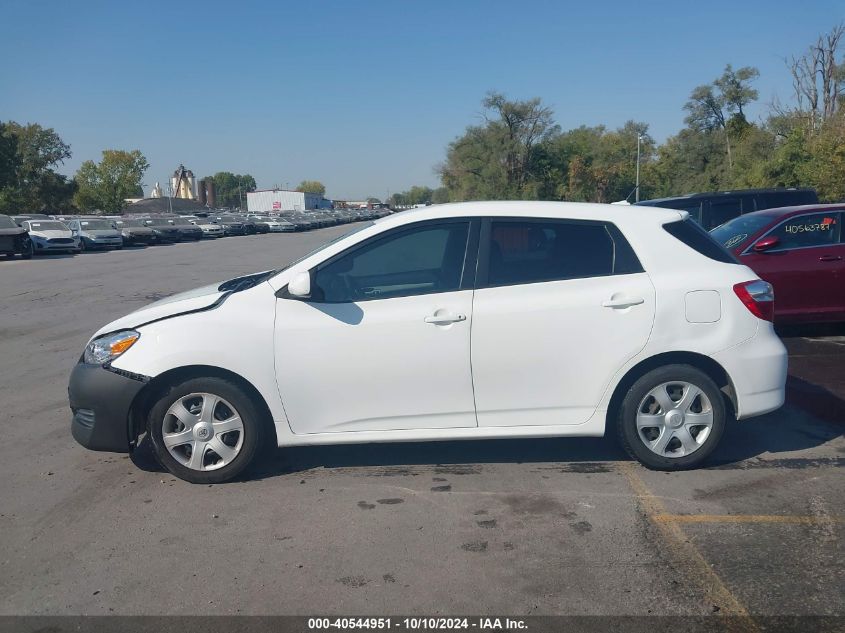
[741,211,843,319]
[471,218,655,427]
[274,218,479,434]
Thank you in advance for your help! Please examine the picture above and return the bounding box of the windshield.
[117,219,146,227]
[145,218,173,227]
[28,221,68,231]
[275,221,375,274]
[0,215,17,229]
[710,215,774,249]
[79,220,114,230]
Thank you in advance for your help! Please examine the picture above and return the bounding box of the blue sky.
[1,0,841,200]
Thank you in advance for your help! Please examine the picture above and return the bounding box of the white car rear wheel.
[617,364,726,470]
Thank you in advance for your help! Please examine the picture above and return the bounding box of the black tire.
[616,364,726,471]
[21,240,33,260]
[79,240,87,253]
[147,376,267,483]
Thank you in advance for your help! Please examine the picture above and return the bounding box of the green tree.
[208,172,257,209]
[684,65,759,169]
[295,180,326,196]
[74,150,149,213]
[440,92,559,201]
[0,121,74,213]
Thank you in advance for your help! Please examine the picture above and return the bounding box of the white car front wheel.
[148,376,266,483]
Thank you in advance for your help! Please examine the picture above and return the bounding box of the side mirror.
[286,271,311,299]
[753,236,780,253]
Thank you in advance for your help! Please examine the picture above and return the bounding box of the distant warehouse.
[246,189,331,213]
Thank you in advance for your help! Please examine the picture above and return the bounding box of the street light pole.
[635,134,642,203]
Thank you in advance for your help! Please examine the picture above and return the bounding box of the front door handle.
[424,312,467,325]
[602,296,645,309]
[818,255,842,262]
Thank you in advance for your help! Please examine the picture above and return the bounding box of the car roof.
[735,203,845,221]
[374,200,684,224]
[635,187,816,204]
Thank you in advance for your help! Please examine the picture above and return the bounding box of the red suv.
[711,205,844,324]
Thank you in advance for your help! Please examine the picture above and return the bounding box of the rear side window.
[485,220,642,287]
[663,218,738,264]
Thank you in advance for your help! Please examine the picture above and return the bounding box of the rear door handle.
[818,255,842,262]
[424,313,467,325]
[602,296,645,309]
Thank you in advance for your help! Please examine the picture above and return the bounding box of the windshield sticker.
[724,234,746,248]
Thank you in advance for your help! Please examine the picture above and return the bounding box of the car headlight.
[84,330,140,365]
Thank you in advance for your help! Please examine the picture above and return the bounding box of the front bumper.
[34,240,77,251]
[69,363,148,452]
[84,237,122,249]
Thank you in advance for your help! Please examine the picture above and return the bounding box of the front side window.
[486,220,634,286]
[765,213,841,251]
[312,222,470,302]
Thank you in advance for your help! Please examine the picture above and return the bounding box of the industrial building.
[246,189,329,213]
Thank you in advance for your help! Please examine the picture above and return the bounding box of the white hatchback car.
[69,202,787,483]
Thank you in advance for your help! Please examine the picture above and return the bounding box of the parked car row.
[1,207,391,259]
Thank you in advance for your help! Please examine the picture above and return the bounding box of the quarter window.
[765,213,841,250]
[485,220,638,286]
[312,222,470,302]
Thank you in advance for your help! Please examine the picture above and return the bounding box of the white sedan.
[21,219,80,254]
[69,202,787,483]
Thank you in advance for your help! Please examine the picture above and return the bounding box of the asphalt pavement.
[0,227,842,620]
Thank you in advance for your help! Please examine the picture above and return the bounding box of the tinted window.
[486,220,638,286]
[0,215,17,229]
[664,219,738,264]
[313,222,469,302]
[766,213,841,250]
[710,214,773,249]
[704,198,741,230]
[757,190,818,210]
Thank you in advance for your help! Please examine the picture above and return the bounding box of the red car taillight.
[733,280,774,322]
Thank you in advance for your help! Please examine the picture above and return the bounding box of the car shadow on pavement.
[777,322,845,338]
[129,403,843,481]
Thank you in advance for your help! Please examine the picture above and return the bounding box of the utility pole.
[635,134,642,203]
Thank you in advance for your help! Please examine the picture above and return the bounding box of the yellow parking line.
[618,462,757,631]
[655,514,844,525]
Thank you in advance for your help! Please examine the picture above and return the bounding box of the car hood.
[30,229,72,239]
[91,269,278,339]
